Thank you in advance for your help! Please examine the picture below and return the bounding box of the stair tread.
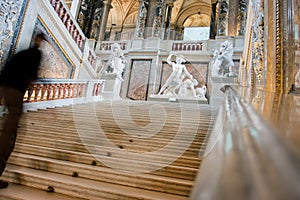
[10,152,194,185]
[0,183,84,200]
[4,165,188,200]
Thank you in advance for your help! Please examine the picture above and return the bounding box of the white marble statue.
[178,75,198,97]
[196,85,207,99]
[158,54,194,96]
[106,43,127,81]
[211,40,237,77]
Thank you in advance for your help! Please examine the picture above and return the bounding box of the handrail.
[190,85,300,200]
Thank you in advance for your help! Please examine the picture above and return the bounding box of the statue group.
[211,40,237,77]
[158,54,207,99]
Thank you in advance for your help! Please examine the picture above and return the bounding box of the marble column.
[145,0,157,38]
[90,0,104,40]
[237,0,248,35]
[209,3,217,39]
[98,0,112,41]
[135,0,148,38]
[151,0,166,38]
[164,1,174,40]
[217,0,229,36]
[77,0,93,36]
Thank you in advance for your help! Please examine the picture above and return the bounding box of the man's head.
[34,33,46,47]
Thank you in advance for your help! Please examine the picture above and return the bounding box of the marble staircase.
[0,101,217,199]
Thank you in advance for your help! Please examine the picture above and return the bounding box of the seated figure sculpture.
[158,54,194,96]
[106,43,127,81]
[211,40,237,77]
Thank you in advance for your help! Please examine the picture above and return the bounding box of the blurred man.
[0,33,45,189]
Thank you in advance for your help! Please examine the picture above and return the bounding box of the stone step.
[7,153,193,196]
[12,143,199,180]
[2,165,188,200]
[0,183,84,200]
[16,130,207,156]
[13,142,201,172]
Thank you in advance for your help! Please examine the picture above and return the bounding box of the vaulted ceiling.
[107,0,212,28]
[65,0,212,29]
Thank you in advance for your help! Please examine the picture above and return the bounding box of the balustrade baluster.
[72,84,77,97]
[59,7,65,19]
[46,84,52,100]
[26,85,34,102]
[57,84,62,99]
[62,84,67,99]
[34,84,41,101]
[92,83,97,96]
[52,84,58,99]
[55,0,61,13]
[40,84,47,101]
[50,0,56,7]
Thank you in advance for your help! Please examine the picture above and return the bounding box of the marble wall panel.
[127,59,152,100]
[33,19,74,79]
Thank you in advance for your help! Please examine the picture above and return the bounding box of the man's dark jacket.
[0,46,42,93]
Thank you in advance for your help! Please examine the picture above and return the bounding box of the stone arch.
[175,2,211,28]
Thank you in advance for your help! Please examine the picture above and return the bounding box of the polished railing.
[191,85,300,200]
[48,0,85,50]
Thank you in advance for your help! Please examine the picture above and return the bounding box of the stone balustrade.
[48,0,85,50]
[88,51,96,67]
[172,41,203,51]
[98,41,128,51]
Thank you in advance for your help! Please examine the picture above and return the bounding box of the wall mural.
[159,62,209,93]
[127,59,152,100]
[0,0,27,67]
[34,19,74,79]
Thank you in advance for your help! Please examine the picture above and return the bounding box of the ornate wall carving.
[251,0,264,87]
[0,0,24,66]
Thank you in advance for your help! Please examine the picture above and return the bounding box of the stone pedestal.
[209,77,238,106]
[148,94,208,104]
[100,74,123,100]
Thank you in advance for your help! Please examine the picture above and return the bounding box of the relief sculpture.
[0,0,21,65]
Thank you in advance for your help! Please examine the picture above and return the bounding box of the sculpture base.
[100,74,122,100]
[148,95,208,104]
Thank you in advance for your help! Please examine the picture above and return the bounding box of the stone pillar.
[77,0,93,36]
[98,0,112,41]
[217,0,229,36]
[209,3,217,39]
[135,0,148,38]
[70,0,81,18]
[90,0,104,40]
[237,0,248,35]
[164,1,174,40]
[151,0,166,38]
[145,0,157,35]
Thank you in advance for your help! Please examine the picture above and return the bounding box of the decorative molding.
[275,0,283,92]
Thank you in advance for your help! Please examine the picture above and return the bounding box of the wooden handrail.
[191,85,300,200]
